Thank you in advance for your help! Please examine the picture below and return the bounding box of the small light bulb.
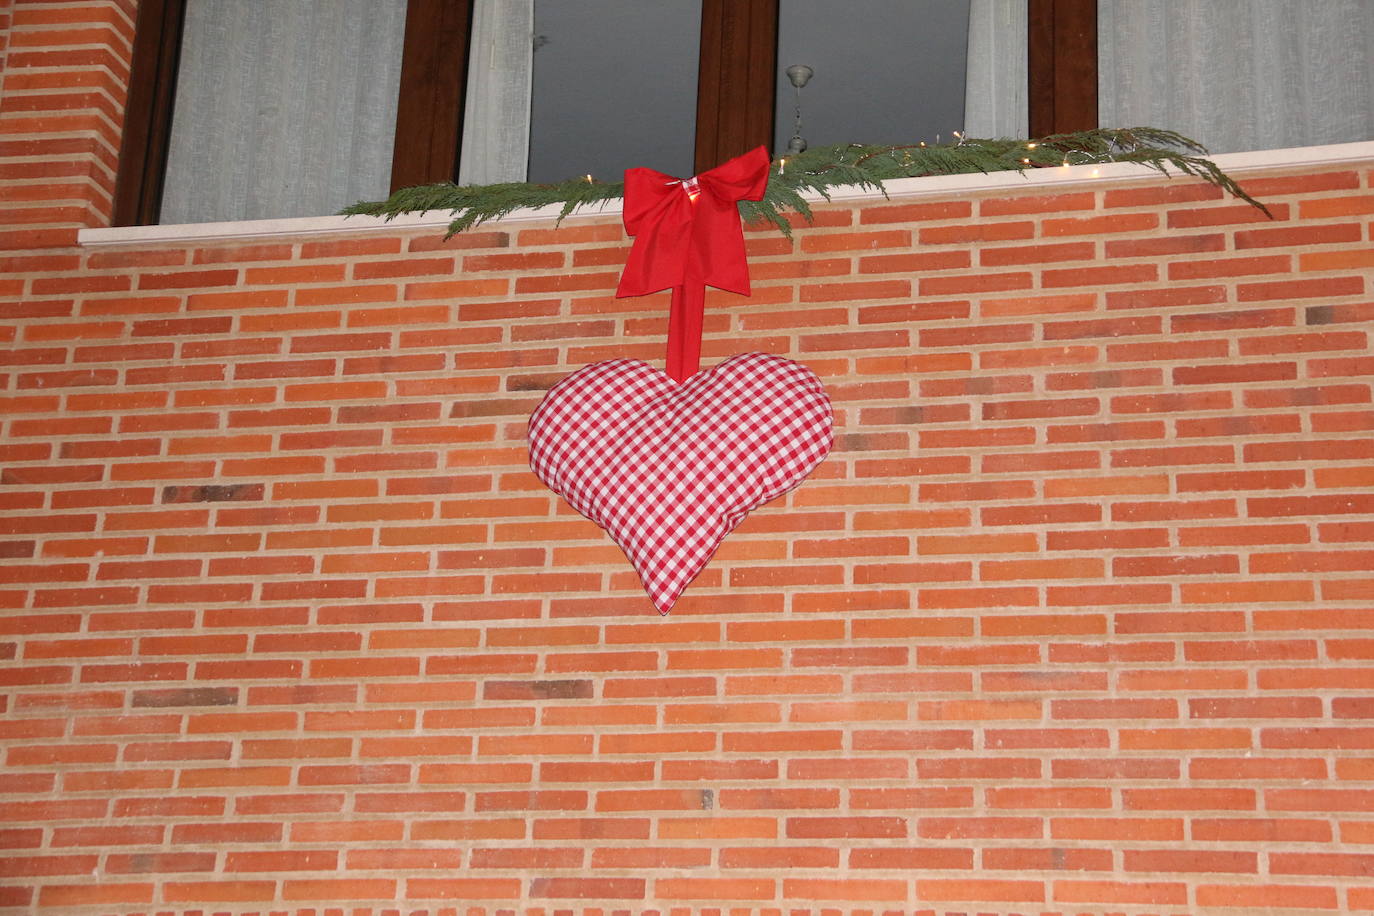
[1027,142,1038,149]
[1022,157,1031,164]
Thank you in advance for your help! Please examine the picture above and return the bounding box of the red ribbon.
[616,146,770,382]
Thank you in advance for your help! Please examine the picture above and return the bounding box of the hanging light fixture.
[785,64,813,154]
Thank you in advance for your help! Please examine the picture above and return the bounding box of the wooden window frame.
[695,0,779,174]
[1027,0,1098,136]
[113,0,186,227]
[113,0,1093,227]
[389,0,475,191]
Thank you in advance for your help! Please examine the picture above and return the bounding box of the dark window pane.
[773,0,969,152]
[527,0,702,183]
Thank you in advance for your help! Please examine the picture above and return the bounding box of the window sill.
[78,140,1374,248]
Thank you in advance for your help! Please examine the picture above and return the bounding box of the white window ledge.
[78,140,1374,248]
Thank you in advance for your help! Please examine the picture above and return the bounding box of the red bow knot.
[616,146,770,382]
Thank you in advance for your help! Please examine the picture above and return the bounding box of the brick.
[917,816,1041,839]
[1043,263,1158,287]
[1241,274,1366,302]
[785,816,907,839]
[982,396,1099,420]
[1106,283,1229,313]
[1271,852,1374,877]
[1307,302,1374,329]
[857,250,969,275]
[860,199,971,223]
[653,877,774,900]
[916,586,1041,611]
[36,884,156,907]
[851,727,974,752]
[1044,314,1161,340]
[1052,879,1188,905]
[1061,762,1176,787]
[981,557,1103,580]
[1192,816,1332,844]
[410,818,526,841]
[712,845,835,868]
[920,218,1035,244]
[981,344,1099,369]
[801,229,909,252]
[916,877,1045,902]
[987,847,1114,871]
[981,240,1094,265]
[1198,884,1340,910]
[281,877,398,899]
[1106,232,1224,257]
[920,271,1032,295]
[1048,816,1183,843]
[982,292,1096,318]
[1170,253,1292,279]
[527,876,645,898]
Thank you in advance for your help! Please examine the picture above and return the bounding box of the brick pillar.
[0,0,136,246]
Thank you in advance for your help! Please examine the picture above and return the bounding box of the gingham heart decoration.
[527,352,832,614]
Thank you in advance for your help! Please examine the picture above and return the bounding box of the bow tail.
[665,282,706,383]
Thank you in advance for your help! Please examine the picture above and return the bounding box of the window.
[117,0,787,225]
[115,0,1092,226]
[1098,0,1374,155]
[771,1,973,152]
[157,0,408,225]
[525,0,703,183]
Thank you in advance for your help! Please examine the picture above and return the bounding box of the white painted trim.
[78,140,1374,248]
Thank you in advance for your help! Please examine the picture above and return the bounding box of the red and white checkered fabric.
[528,352,833,614]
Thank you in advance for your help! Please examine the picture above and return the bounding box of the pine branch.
[339,177,625,238]
[340,128,1271,237]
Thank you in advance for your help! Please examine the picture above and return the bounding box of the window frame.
[1027,0,1097,136]
[389,0,474,191]
[112,0,1095,227]
[113,0,187,227]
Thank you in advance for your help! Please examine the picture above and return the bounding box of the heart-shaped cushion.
[527,352,833,614]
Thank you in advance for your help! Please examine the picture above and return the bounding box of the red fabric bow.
[616,146,770,382]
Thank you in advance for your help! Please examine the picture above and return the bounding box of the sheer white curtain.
[160,0,407,224]
[1100,0,1374,154]
[458,0,534,185]
[964,0,1028,139]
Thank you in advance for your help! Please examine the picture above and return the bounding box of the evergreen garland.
[341,128,1269,239]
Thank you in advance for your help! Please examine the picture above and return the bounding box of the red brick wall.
[4,3,1374,915]
[0,161,1371,916]
[0,0,13,84]
[0,0,133,238]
